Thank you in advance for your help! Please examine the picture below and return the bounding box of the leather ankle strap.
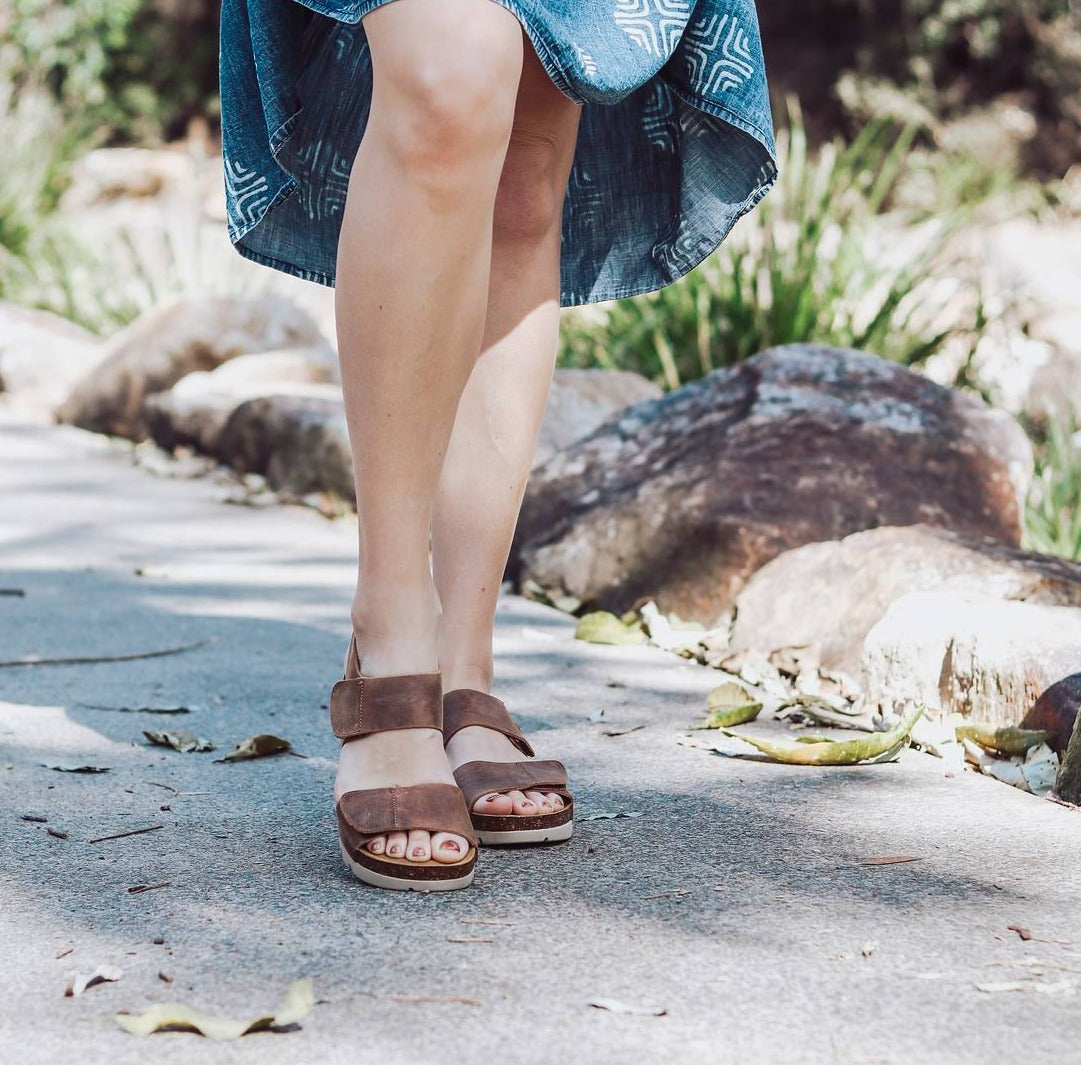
[330,634,442,741]
[442,689,535,757]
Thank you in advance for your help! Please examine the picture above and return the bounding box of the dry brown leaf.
[214,734,291,762]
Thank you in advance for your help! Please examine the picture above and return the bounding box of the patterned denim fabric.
[220,0,777,307]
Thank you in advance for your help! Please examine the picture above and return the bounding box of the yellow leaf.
[115,978,313,1040]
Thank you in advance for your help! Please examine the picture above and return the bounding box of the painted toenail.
[443,841,460,853]
[412,848,424,857]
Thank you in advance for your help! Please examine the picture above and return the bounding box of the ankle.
[351,585,442,676]
[441,661,493,694]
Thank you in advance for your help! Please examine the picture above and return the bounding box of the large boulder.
[730,524,1081,675]
[215,388,353,499]
[144,348,339,453]
[511,345,1033,621]
[534,369,662,468]
[56,296,326,439]
[859,591,1081,727]
[0,303,104,410]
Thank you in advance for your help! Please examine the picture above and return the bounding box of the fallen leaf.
[692,682,762,730]
[722,703,926,766]
[1021,744,1059,797]
[115,977,313,1039]
[143,730,215,754]
[859,856,922,866]
[41,763,111,774]
[589,998,667,1017]
[579,810,644,821]
[956,724,1050,757]
[65,966,122,997]
[1008,924,1034,941]
[214,734,291,762]
[574,611,646,646]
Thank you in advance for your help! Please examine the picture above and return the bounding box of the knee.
[492,132,566,244]
[373,38,522,179]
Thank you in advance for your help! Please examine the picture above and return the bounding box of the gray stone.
[0,302,103,410]
[1022,673,1081,754]
[730,524,1081,675]
[533,368,662,468]
[512,345,1033,623]
[859,591,1081,725]
[56,295,326,439]
[216,387,353,499]
[59,146,194,207]
[144,348,340,454]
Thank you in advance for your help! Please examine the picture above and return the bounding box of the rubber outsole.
[339,841,476,892]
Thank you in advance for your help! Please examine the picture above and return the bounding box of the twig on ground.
[0,639,210,669]
[88,824,164,844]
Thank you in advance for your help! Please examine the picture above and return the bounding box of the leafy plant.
[559,101,981,390]
[1024,413,1081,561]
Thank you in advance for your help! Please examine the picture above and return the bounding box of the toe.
[525,790,553,812]
[473,791,513,815]
[367,835,386,855]
[431,832,470,864]
[506,789,536,816]
[546,792,565,810]
[386,831,408,858]
[407,829,431,862]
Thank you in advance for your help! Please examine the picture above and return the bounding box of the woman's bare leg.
[434,40,582,815]
[332,0,525,863]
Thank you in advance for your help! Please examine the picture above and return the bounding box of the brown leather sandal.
[331,635,478,891]
[443,689,573,846]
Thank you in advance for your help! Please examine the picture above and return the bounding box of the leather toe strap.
[453,759,570,810]
[442,689,535,756]
[336,783,477,850]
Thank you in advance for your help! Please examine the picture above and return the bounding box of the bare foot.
[443,712,565,817]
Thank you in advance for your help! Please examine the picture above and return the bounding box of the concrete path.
[2,410,1079,1065]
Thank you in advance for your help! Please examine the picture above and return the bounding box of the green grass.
[1024,414,1081,561]
[558,100,986,391]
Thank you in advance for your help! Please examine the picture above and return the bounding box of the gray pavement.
[1,409,1080,1065]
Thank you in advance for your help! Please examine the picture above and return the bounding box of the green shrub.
[0,0,220,146]
[559,102,982,390]
[760,0,1081,178]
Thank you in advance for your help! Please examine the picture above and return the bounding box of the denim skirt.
[219,0,777,307]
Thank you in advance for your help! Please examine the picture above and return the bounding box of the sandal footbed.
[469,801,574,834]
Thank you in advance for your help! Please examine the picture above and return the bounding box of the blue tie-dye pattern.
[219,0,777,307]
